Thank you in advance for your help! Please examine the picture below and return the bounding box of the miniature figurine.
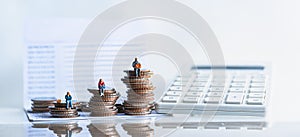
[65,92,72,109]
[98,79,106,96]
[132,58,141,77]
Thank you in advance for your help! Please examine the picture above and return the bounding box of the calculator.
[155,66,270,117]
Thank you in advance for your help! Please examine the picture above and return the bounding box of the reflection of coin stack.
[122,123,154,137]
[87,122,120,137]
[88,88,120,117]
[122,70,155,115]
[31,97,56,113]
[50,102,80,118]
[49,123,82,137]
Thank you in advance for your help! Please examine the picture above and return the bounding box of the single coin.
[89,101,116,106]
[31,107,50,112]
[124,107,150,113]
[50,108,78,112]
[124,110,151,115]
[31,97,57,102]
[51,115,79,118]
[88,88,116,94]
[123,101,150,107]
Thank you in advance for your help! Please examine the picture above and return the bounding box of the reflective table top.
[0,108,299,137]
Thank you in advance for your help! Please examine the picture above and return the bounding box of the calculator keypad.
[161,71,268,106]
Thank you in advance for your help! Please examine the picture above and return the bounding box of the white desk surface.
[0,108,300,137]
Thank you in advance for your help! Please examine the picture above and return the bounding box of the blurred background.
[0,0,300,123]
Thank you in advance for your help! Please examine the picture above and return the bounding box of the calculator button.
[173,82,183,86]
[194,78,209,82]
[207,92,223,97]
[209,87,224,92]
[232,78,246,83]
[190,87,204,92]
[250,83,265,88]
[169,86,183,91]
[247,98,264,105]
[249,88,265,93]
[175,77,189,82]
[162,96,179,103]
[231,83,245,87]
[186,92,203,96]
[252,74,265,78]
[192,82,206,87]
[204,97,222,103]
[210,82,226,87]
[251,78,265,83]
[183,97,199,103]
[229,88,244,92]
[248,93,265,98]
[196,76,210,79]
[166,91,182,96]
[197,73,210,76]
[226,93,244,104]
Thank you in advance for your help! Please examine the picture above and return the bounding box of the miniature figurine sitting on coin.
[132,58,141,77]
[98,78,106,96]
[65,92,72,109]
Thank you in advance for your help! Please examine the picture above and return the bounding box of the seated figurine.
[65,92,72,109]
[98,79,106,96]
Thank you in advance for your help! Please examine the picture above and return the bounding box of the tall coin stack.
[31,97,56,113]
[122,70,155,115]
[87,88,119,117]
[50,102,80,118]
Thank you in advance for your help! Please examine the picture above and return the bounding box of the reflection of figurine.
[98,79,106,96]
[65,92,72,109]
[132,58,141,77]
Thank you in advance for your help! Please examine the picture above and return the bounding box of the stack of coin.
[49,122,82,136]
[122,70,155,115]
[87,88,120,117]
[87,121,120,137]
[122,122,154,137]
[31,97,56,113]
[50,102,80,118]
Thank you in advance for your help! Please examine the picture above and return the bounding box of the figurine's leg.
[101,88,104,96]
[134,68,137,77]
[70,101,72,109]
[66,101,69,109]
[134,68,139,77]
[137,69,140,77]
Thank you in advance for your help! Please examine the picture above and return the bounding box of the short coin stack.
[87,88,120,117]
[50,102,80,118]
[31,97,56,113]
[122,70,155,115]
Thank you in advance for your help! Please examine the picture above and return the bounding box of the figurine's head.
[100,79,103,82]
[135,58,138,61]
[67,92,70,95]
